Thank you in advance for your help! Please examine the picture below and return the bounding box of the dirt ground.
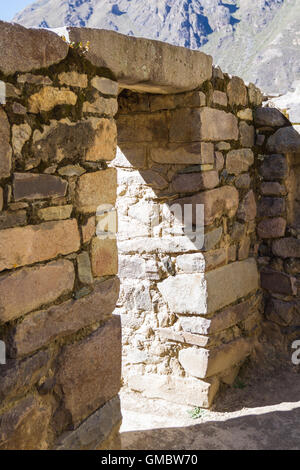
[115,324,300,450]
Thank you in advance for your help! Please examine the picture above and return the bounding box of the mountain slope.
[12,0,300,94]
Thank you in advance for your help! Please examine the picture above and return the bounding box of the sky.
[0,0,33,21]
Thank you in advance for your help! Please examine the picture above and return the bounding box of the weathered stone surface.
[203,227,223,251]
[179,337,252,379]
[261,270,297,296]
[158,327,209,347]
[180,297,258,335]
[238,237,251,260]
[81,216,96,243]
[58,165,85,177]
[211,90,227,107]
[149,91,206,112]
[77,252,93,285]
[11,102,26,115]
[56,396,121,450]
[0,108,12,179]
[176,186,239,225]
[91,76,118,96]
[158,274,206,314]
[227,77,248,107]
[260,182,286,196]
[248,83,263,106]
[239,122,255,147]
[0,396,51,450]
[257,217,286,239]
[118,113,168,143]
[127,374,219,407]
[10,278,120,357]
[58,71,88,88]
[12,123,31,157]
[83,97,118,116]
[0,259,75,323]
[85,118,117,161]
[235,173,251,189]
[265,297,296,326]
[237,190,257,222]
[0,350,50,402]
[139,170,168,190]
[0,219,80,272]
[205,259,259,314]
[91,238,118,277]
[176,254,205,273]
[267,127,300,154]
[272,238,300,258]
[237,108,253,120]
[204,248,227,271]
[231,222,246,241]
[151,142,214,165]
[169,107,238,142]
[28,87,77,113]
[0,188,3,211]
[260,154,288,180]
[13,173,67,201]
[0,210,27,230]
[0,21,69,75]
[172,171,219,193]
[17,73,52,85]
[55,316,121,426]
[226,149,254,175]
[76,169,116,213]
[37,205,73,221]
[214,151,224,171]
[258,197,285,217]
[254,107,288,127]
[69,27,212,93]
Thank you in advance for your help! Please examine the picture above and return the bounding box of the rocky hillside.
[13,0,300,95]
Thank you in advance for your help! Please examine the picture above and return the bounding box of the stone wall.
[254,109,300,346]
[112,71,264,407]
[0,22,121,450]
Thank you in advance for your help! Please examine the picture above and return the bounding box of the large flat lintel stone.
[68,27,212,94]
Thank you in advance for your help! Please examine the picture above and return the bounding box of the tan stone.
[204,248,227,271]
[237,190,257,222]
[0,21,69,75]
[11,277,120,357]
[91,237,118,277]
[37,205,73,221]
[81,216,96,243]
[214,151,224,171]
[176,186,239,225]
[77,252,93,285]
[76,169,116,213]
[55,316,121,426]
[0,396,51,450]
[238,237,251,260]
[83,97,118,116]
[179,337,252,379]
[227,76,248,107]
[239,122,255,147]
[248,83,263,106]
[151,142,214,165]
[58,71,88,88]
[211,90,228,107]
[226,149,254,175]
[0,108,12,179]
[237,108,253,120]
[0,259,75,323]
[91,76,118,96]
[12,123,32,157]
[0,219,80,272]
[205,259,259,314]
[127,374,219,408]
[85,118,117,161]
[28,87,77,113]
[69,27,212,93]
[58,164,86,177]
[0,188,3,211]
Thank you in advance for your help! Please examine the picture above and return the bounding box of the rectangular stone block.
[257,217,286,239]
[272,238,300,258]
[150,142,214,165]
[260,155,288,181]
[179,337,252,379]
[10,277,120,357]
[91,76,118,96]
[258,197,285,217]
[13,173,67,201]
[0,210,27,230]
[205,259,259,314]
[0,259,75,323]
[76,169,116,213]
[172,170,219,193]
[55,316,121,427]
[117,113,168,143]
[0,219,80,272]
[37,205,73,221]
[91,237,118,277]
[85,118,117,162]
[77,251,93,285]
[261,270,297,296]
[158,274,207,314]
[157,328,209,347]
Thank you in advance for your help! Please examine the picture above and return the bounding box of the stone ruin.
[0,20,299,450]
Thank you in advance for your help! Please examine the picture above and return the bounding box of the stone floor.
[114,340,300,450]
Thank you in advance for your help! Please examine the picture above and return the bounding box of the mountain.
[12,0,300,96]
